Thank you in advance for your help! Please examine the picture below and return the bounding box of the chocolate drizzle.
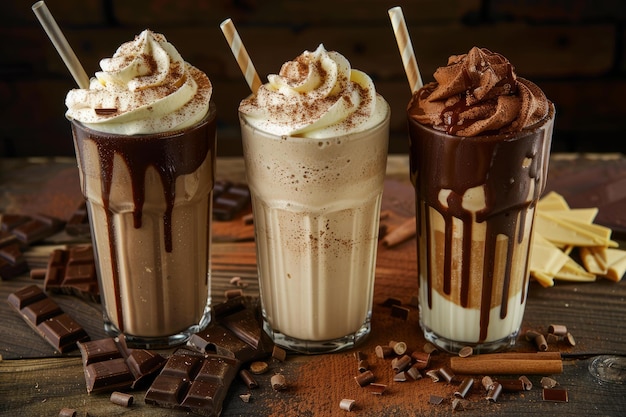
[72,105,216,333]
[409,104,554,342]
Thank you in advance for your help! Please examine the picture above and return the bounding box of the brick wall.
[1,0,625,157]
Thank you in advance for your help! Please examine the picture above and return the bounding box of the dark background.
[1,0,626,158]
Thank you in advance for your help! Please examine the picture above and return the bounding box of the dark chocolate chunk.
[7,284,89,352]
[212,181,250,221]
[65,202,91,237]
[145,349,239,416]
[43,245,100,302]
[542,387,569,402]
[0,241,28,279]
[0,214,31,232]
[77,336,166,393]
[11,214,64,245]
[187,297,273,363]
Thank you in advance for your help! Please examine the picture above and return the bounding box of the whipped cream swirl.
[65,30,212,135]
[409,47,549,136]
[239,44,387,138]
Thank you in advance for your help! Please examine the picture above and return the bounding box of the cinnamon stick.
[450,352,563,375]
[381,217,416,247]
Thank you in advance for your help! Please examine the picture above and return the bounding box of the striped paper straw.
[388,6,423,93]
[220,18,262,94]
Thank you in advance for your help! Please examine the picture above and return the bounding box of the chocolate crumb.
[271,374,287,391]
[249,361,269,375]
[58,408,77,417]
[272,345,287,362]
[458,345,473,358]
[519,375,533,390]
[429,394,444,405]
[540,376,558,388]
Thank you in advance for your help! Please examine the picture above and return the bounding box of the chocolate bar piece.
[0,214,31,232]
[7,284,89,352]
[11,214,64,245]
[187,297,274,363]
[65,202,91,237]
[77,336,166,393]
[42,245,100,302]
[212,181,250,221]
[0,234,28,279]
[145,349,239,416]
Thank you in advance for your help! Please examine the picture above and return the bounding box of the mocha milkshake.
[66,30,216,348]
[408,47,554,353]
[239,44,390,353]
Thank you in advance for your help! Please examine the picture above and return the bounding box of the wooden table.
[1,154,626,417]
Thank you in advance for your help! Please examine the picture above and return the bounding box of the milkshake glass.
[407,47,555,353]
[66,30,215,348]
[239,45,390,354]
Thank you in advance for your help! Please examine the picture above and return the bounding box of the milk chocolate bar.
[11,214,64,245]
[212,181,250,221]
[145,349,239,416]
[42,245,100,302]
[7,284,89,353]
[77,336,166,393]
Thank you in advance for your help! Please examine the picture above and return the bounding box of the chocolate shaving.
[94,108,118,115]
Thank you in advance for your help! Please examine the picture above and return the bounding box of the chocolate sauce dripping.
[73,111,215,333]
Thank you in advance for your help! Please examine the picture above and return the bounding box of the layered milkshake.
[239,44,390,354]
[66,30,216,348]
[408,47,554,353]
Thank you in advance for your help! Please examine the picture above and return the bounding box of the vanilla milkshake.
[407,47,554,353]
[66,30,216,348]
[239,44,390,354]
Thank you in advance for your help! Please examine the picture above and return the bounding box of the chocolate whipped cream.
[409,47,549,136]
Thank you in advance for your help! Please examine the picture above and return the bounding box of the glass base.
[421,323,518,354]
[263,317,371,355]
[103,305,212,350]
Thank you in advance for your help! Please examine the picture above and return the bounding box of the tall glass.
[408,103,555,354]
[71,102,217,349]
[240,101,390,354]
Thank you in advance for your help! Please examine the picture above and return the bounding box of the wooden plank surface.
[2,155,626,416]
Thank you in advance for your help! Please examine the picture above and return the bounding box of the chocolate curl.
[388,6,423,93]
[220,18,262,94]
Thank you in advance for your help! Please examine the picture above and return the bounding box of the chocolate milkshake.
[408,47,554,353]
[66,30,216,348]
[239,44,390,354]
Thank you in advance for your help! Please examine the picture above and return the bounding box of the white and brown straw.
[32,1,90,89]
[220,18,262,94]
[388,6,423,93]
